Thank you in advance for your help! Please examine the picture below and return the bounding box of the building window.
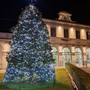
[76,31,80,39]
[86,32,90,40]
[64,28,68,38]
[51,27,56,37]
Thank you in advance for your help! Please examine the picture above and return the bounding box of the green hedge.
[65,63,90,90]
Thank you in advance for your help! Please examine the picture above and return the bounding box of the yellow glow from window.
[81,29,85,32]
[70,27,74,31]
[58,26,62,30]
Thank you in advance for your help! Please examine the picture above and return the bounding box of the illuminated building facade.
[0,11,90,72]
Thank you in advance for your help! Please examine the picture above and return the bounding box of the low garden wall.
[65,63,90,90]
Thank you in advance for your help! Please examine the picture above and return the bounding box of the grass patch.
[0,73,5,81]
[0,69,73,90]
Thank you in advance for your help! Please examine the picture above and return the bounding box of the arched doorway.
[75,48,83,66]
[51,47,59,66]
[62,48,71,66]
[86,48,90,64]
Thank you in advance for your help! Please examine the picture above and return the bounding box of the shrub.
[65,63,90,90]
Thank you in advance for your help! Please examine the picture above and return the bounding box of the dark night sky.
[0,0,90,32]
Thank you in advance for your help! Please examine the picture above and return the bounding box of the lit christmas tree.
[3,5,55,84]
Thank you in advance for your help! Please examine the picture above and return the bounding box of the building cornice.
[42,18,90,30]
